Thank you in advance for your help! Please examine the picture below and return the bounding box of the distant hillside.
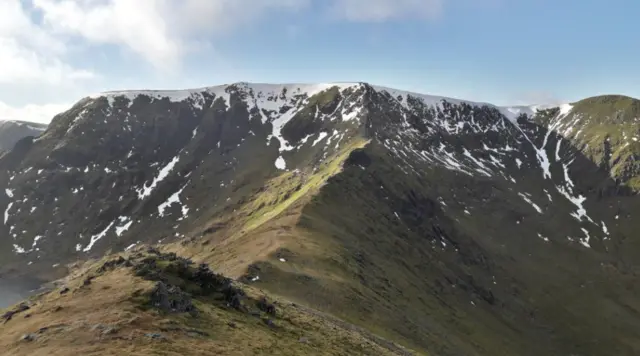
[0,120,47,153]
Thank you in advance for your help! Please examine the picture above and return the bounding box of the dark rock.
[145,333,166,340]
[36,323,68,334]
[150,281,197,315]
[263,318,275,328]
[83,275,95,286]
[2,311,16,323]
[256,296,276,316]
[202,223,225,235]
[97,256,132,273]
[20,333,37,342]
[132,257,160,279]
[2,304,31,323]
[228,294,242,310]
[60,287,70,294]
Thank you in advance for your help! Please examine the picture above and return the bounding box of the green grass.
[532,95,640,192]
[237,137,369,233]
[235,136,640,356]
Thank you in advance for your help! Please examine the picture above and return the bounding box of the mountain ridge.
[1,82,640,355]
[83,81,553,118]
[80,81,638,116]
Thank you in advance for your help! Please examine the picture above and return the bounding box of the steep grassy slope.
[533,95,640,190]
[176,91,640,355]
[282,143,640,356]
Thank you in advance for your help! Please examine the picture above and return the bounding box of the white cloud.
[0,37,96,85]
[0,0,309,116]
[4,0,451,85]
[31,0,307,71]
[32,0,182,71]
[330,0,444,22]
[0,100,71,124]
[0,0,95,85]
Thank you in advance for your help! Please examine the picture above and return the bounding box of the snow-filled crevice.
[157,183,190,219]
[137,155,180,199]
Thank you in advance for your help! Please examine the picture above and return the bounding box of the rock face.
[0,120,47,153]
[0,83,369,267]
[1,82,640,355]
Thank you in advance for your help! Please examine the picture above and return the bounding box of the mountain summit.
[1,82,639,355]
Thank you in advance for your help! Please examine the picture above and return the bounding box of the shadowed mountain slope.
[0,120,47,153]
[1,83,639,355]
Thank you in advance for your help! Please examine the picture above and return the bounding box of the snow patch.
[4,202,13,225]
[13,244,27,254]
[158,185,189,218]
[137,155,180,199]
[124,243,137,251]
[518,193,543,214]
[32,235,43,249]
[462,148,492,176]
[312,132,329,146]
[115,217,133,237]
[579,228,591,248]
[601,221,610,237]
[559,103,573,117]
[275,156,287,170]
[83,221,116,252]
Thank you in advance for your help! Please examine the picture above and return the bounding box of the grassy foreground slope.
[0,248,417,356]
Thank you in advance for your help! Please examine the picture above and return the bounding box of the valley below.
[0,279,39,309]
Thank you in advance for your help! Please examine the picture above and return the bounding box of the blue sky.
[0,0,639,123]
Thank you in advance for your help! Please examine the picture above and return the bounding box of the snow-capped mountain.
[1,82,639,355]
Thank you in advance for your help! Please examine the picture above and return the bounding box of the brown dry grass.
[0,255,416,356]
